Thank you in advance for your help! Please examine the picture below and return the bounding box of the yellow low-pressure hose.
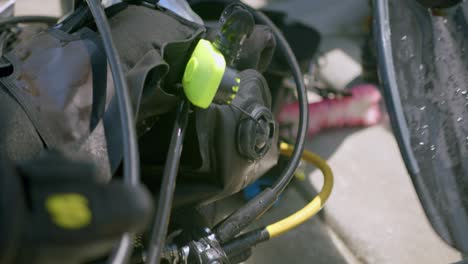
[222,143,334,256]
[266,142,334,238]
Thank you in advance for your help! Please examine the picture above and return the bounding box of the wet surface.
[387,0,468,251]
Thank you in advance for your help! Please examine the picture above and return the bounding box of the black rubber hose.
[147,100,190,264]
[215,8,309,243]
[254,11,308,195]
[222,228,269,257]
[85,0,141,263]
[0,16,58,28]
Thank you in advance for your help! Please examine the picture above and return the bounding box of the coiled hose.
[223,142,334,257]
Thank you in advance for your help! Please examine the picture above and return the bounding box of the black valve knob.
[237,105,275,161]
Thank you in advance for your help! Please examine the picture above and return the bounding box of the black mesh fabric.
[376,0,468,252]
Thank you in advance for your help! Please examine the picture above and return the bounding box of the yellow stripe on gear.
[46,193,92,229]
[266,142,334,238]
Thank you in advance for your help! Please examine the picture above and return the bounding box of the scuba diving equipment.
[181,39,241,108]
[0,152,153,264]
[137,2,281,206]
[147,100,190,264]
[214,8,309,244]
[84,0,143,262]
[0,157,23,264]
[0,2,206,178]
[213,3,254,68]
[236,102,275,161]
[182,3,253,108]
[142,3,304,263]
[0,1,314,263]
[160,143,334,264]
[0,0,279,209]
[375,0,468,253]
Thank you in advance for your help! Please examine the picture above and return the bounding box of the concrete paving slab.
[15,0,62,16]
[305,122,461,264]
[265,0,370,37]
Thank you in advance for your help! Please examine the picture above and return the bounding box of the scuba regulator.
[181,3,276,162]
[182,3,253,108]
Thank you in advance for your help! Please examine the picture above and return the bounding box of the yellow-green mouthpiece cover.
[182,39,226,108]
